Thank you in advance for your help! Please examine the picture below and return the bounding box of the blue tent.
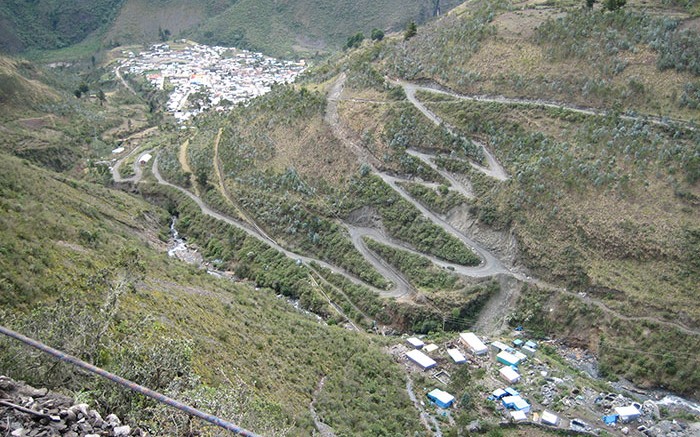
[603,415,619,425]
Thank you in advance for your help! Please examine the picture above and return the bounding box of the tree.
[78,82,89,95]
[585,0,596,7]
[370,28,384,41]
[404,21,417,40]
[604,0,625,11]
[195,168,210,191]
[158,26,171,42]
[74,89,82,99]
[344,32,365,49]
[97,89,106,106]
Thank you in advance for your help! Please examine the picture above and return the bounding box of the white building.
[510,410,527,422]
[499,366,521,384]
[407,337,424,349]
[541,410,560,426]
[615,405,641,423]
[447,348,467,364]
[406,350,437,370]
[424,343,439,353]
[459,332,488,355]
[490,341,510,352]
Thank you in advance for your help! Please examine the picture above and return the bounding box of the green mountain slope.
[1,0,464,58]
[0,0,125,53]
[188,0,464,57]
[167,0,700,397]
[0,151,423,435]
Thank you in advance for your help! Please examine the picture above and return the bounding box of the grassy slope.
[360,0,700,394]
[0,54,152,174]
[0,152,422,435]
[380,0,700,121]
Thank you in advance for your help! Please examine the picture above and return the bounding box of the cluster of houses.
[120,41,306,122]
[404,332,645,430]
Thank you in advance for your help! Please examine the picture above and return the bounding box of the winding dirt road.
[111,148,152,183]
[397,80,697,132]
[401,82,509,181]
[150,156,414,298]
[109,74,700,338]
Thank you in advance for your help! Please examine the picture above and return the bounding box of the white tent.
[459,332,488,355]
[424,343,439,353]
[499,366,521,384]
[541,410,560,426]
[490,341,509,352]
[615,405,641,423]
[510,410,527,422]
[407,337,424,348]
[406,350,436,370]
[447,348,467,364]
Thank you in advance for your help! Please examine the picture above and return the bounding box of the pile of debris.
[0,375,145,436]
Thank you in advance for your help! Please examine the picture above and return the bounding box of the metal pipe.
[0,325,260,436]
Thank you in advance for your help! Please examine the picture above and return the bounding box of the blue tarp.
[505,387,519,397]
[603,414,619,425]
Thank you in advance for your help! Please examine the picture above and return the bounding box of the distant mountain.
[0,0,463,57]
[0,0,125,53]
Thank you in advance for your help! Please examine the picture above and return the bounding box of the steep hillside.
[380,0,700,120]
[0,0,125,53]
[187,0,464,57]
[0,54,156,173]
[163,0,700,398]
[0,151,423,435]
[2,0,464,59]
[0,56,58,109]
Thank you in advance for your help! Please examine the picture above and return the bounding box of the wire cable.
[0,325,261,437]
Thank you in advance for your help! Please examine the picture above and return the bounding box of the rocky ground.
[0,376,144,437]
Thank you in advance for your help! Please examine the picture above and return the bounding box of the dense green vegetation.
[1,0,465,59]
[535,9,700,76]
[188,0,464,58]
[509,285,700,398]
[399,181,469,215]
[0,152,424,435]
[364,237,460,292]
[383,102,485,164]
[0,0,124,53]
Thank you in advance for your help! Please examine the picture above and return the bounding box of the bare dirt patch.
[493,8,561,40]
[17,115,54,130]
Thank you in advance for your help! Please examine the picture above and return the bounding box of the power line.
[0,325,261,437]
